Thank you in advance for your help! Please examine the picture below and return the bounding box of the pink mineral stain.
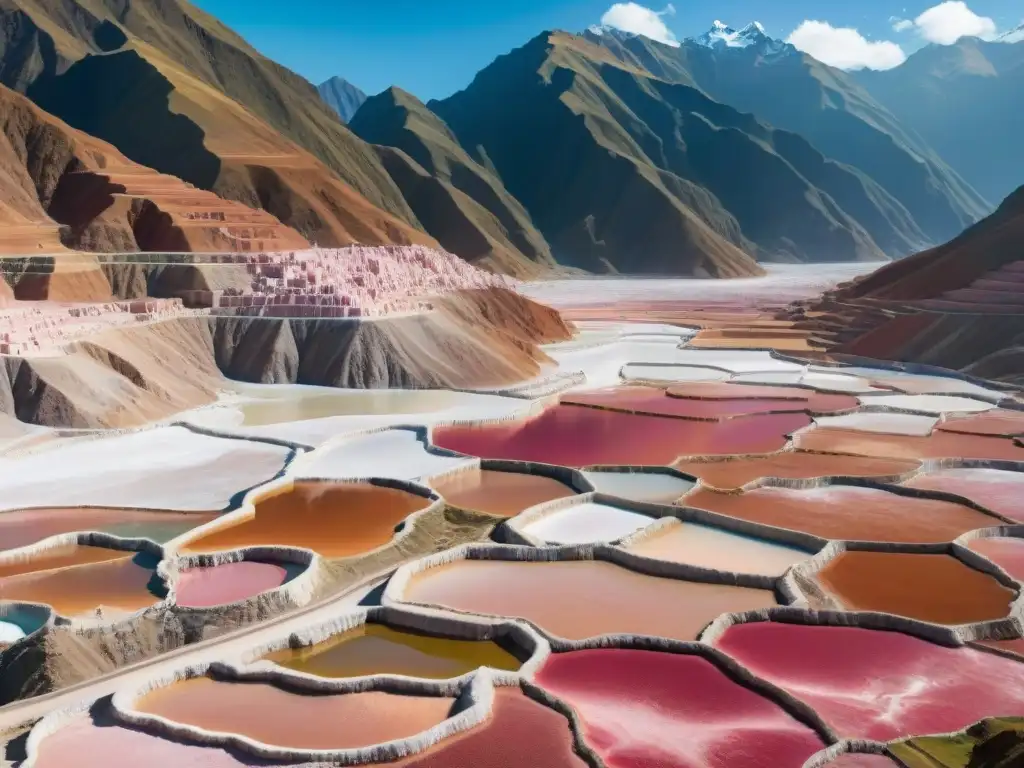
[433,406,808,467]
[714,622,1024,741]
[535,648,825,768]
[173,561,298,608]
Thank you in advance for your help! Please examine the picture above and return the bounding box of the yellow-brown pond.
[263,623,522,679]
[402,558,776,641]
[136,676,455,750]
[0,544,164,618]
[181,482,431,558]
[429,469,576,518]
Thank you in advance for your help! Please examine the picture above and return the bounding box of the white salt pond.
[671,350,805,374]
[813,412,939,436]
[294,429,473,482]
[621,364,729,384]
[582,471,695,503]
[827,367,1006,400]
[623,519,811,577]
[518,501,654,544]
[857,394,996,415]
[731,370,883,394]
[0,427,291,512]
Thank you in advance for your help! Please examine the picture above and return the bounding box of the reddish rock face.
[714,622,1024,741]
[905,468,1024,522]
[970,537,1024,581]
[181,482,430,558]
[433,406,808,468]
[137,676,454,750]
[535,648,825,768]
[814,551,1016,625]
[402,558,776,641]
[682,485,998,543]
[429,468,576,518]
[675,451,919,490]
[173,561,297,608]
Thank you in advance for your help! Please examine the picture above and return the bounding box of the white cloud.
[913,1,997,43]
[599,3,680,47]
[787,21,907,70]
[890,17,914,32]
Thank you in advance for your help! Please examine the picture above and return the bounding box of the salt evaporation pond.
[937,409,1024,437]
[173,561,304,608]
[402,559,776,641]
[0,507,217,552]
[682,485,1000,543]
[675,452,919,490]
[137,676,455,750]
[795,427,1024,461]
[814,551,1015,625]
[714,622,1024,740]
[582,470,695,503]
[830,367,1004,399]
[236,388,459,426]
[620,364,729,384]
[433,406,809,467]
[904,467,1024,522]
[429,468,576,517]
[181,482,430,558]
[520,502,654,544]
[296,429,471,481]
[624,520,810,577]
[813,413,939,436]
[857,394,995,415]
[969,537,1024,580]
[0,544,164,618]
[536,649,825,768]
[263,623,521,679]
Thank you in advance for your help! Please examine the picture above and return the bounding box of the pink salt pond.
[433,405,808,467]
[136,676,455,750]
[535,648,825,768]
[713,622,1024,741]
[904,467,1024,522]
[173,561,304,608]
[969,537,1024,581]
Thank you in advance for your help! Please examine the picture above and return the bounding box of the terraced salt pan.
[400,558,777,641]
[969,537,1024,581]
[795,427,1024,462]
[173,561,303,608]
[826,366,1005,400]
[621,364,729,384]
[0,426,291,512]
[263,623,522,679]
[937,410,1024,437]
[519,501,653,544]
[0,507,217,552]
[536,649,826,768]
[295,430,472,482]
[675,452,920,490]
[813,412,939,436]
[857,394,996,415]
[624,520,811,577]
[135,676,455,750]
[582,470,695,503]
[714,622,1024,741]
[732,370,883,394]
[904,468,1024,522]
[428,468,577,518]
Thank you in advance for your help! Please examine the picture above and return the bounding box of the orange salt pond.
[624,520,811,577]
[675,451,918,490]
[682,485,1000,543]
[136,676,455,750]
[429,468,576,518]
[0,544,164,618]
[794,427,1024,462]
[401,558,777,641]
[969,537,1024,581]
[814,551,1016,625]
[904,468,1024,522]
[181,482,431,558]
[263,623,522,679]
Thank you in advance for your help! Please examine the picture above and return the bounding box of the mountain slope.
[585,25,991,251]
[318,76,367,122]
[432,32,901,273]
[856,37,1024,205]
[349,87,556,276]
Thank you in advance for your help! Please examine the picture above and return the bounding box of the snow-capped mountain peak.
[695,20,779,50]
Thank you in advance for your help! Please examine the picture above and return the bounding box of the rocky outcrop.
[317,76,367,123]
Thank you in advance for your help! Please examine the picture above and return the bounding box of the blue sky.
[192,0,1024,101]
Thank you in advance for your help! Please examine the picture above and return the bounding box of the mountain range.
[0,1,1020,277]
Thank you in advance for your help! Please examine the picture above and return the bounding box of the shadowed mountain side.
[27,47,436,250]
[0,0,419,226]
[857,37,1024,206]
[318,76,367,123]
[350,87,556,276]
[431,33,762,276]
[585,28,990,247]
[789,185,1024,383]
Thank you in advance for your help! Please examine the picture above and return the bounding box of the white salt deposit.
[0,620,26,644]
[857,394,996,415]
[828,367,1005,400]
[621,364,730,384]
[671,349,804,374]
[0,427,291,512]
[294,429,473,482]
[813,412,939,436]
[519,501,654,544]
[582,471,695,503]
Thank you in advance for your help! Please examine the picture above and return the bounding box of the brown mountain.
[349,87,556,277]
